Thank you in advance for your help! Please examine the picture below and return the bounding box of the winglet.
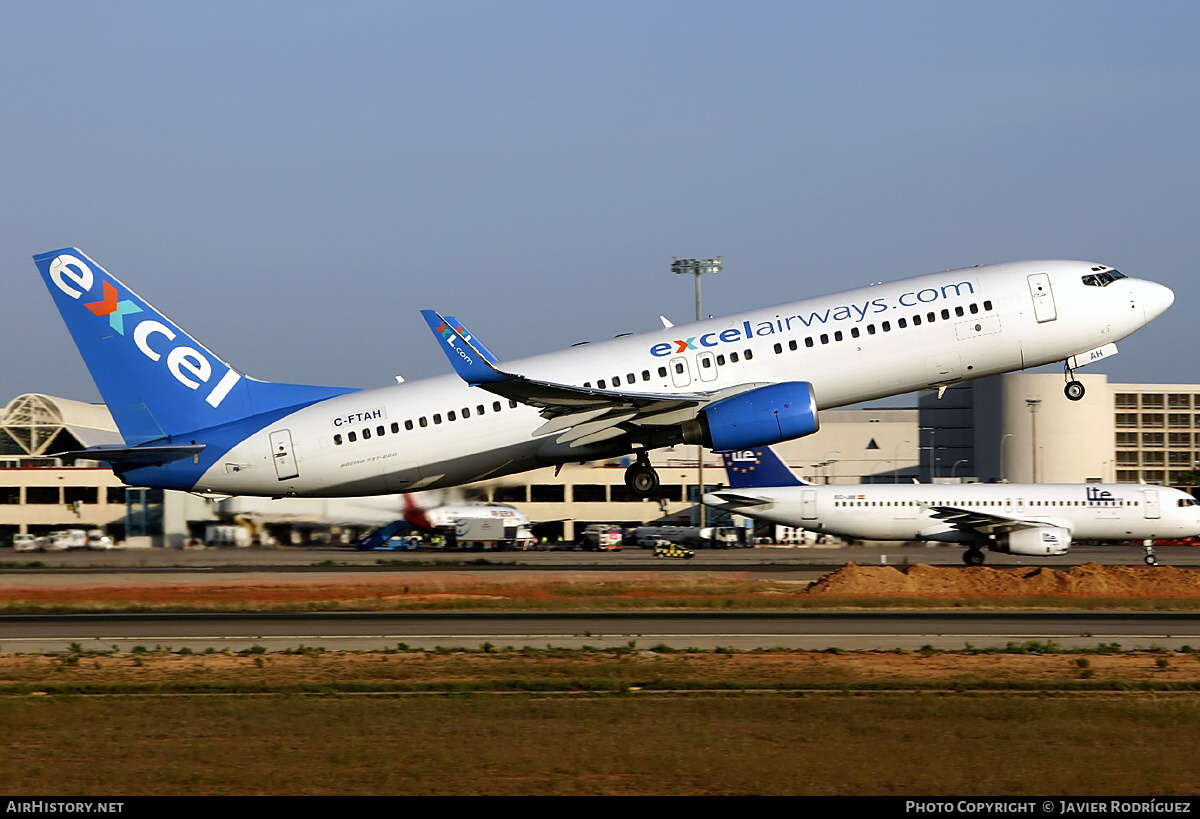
[720,447,807,488]
[442,316,500,364]
[420,310,512,385]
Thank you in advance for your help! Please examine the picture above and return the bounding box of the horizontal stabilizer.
[55,443,206,467]
[704,491,771,507]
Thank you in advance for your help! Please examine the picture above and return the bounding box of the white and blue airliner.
[33,249,1173,500]
[705,448,1200,565]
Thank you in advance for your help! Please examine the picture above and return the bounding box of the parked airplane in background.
[704,448,1200,565]
[354,493,535,550]
[34,248,1172,500]
[400,493,534,540]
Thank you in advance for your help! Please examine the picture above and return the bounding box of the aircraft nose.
[1138,280,1175,323]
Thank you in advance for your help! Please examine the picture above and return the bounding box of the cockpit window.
[1082,270,1127,287]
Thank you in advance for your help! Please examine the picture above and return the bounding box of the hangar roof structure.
[0,393,122,457]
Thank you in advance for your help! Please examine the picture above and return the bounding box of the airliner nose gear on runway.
[34,249,1172,499]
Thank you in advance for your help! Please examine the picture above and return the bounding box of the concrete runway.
[2,540,1193,570]
[3,610,1200,653]
[2,542,1198,652]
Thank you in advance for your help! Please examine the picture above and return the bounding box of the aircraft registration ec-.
[33,249,1173,499]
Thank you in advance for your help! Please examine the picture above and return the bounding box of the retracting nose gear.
[1063,360,1085,401]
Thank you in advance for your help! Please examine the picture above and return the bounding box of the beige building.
[3,377,1196,548]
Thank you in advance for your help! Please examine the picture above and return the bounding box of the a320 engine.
[993,525,1072,557]
[683,381,820,453]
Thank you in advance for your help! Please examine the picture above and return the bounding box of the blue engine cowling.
[687,381,819,453]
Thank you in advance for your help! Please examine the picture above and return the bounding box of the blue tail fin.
[720,447,806,488]
[34,248,356,445]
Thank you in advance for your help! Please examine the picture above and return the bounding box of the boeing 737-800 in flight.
[33,249,1172,500]
[704,448,1200,565]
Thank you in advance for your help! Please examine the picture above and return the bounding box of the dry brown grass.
[3,649,1200,795]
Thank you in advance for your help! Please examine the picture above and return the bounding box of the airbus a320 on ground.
[34,249,1172,500]
[704,448,1200,565]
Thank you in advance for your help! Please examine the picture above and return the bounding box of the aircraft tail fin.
[720,447,808,488]
[34,248,356,445]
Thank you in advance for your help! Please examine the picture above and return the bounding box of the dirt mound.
[807,562,1200,597]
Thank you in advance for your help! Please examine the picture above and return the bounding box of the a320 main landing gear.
[625,451,661,498]
[963,548,986,566]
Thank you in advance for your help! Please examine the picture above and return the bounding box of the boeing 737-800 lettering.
[704,448,1200,565]
[33,249,1173,500]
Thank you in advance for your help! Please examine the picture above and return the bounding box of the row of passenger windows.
[773,301,993,354]
[338,300,993,444]
[835,499,1138,507]
[582,349,757,389]
[333,399,520,446]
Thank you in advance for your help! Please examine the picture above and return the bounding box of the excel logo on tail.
[48,254,242,409]
[84,281,143,332]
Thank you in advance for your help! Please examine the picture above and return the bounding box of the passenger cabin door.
[1144,489,1161,520]
[669,356,692,388]
[801,490,817,520]
[269,429,299,481]
[1028,273,1057,323]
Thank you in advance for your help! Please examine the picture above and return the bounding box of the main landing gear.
[625,451,661,498]
[1063,360,1085,402]
[963,548,986,566]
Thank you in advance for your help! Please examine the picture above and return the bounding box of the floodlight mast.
[672,257,722,529]
[672,257,722,323]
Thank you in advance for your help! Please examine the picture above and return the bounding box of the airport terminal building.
[2,371,1197,546]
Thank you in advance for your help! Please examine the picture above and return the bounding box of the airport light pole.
[1032,398,1041,482]
[920,427,938,481]
[672,257,722,325]
[998,433,1013,483]
[673,257,722,528]
[893,439,910,483]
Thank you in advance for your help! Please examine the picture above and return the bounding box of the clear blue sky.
[3,1,1198,402]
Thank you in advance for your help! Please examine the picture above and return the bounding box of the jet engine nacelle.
[683,381,819,453]
[994,525,1071,556]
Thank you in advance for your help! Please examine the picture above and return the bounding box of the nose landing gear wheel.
[1143,539,1159,566]
[1064,380,1085,401]
[963,549,985,566]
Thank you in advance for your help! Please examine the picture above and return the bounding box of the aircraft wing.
[927,505,1070,535]
[421,309,728,447]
